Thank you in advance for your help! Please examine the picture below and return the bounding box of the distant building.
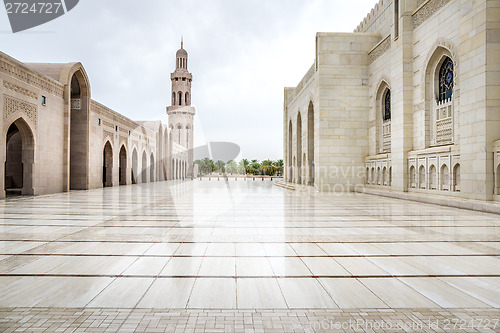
[284,0,500,205]
[0,42,193,197]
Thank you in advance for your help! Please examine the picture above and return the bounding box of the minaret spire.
[181,36,183,49]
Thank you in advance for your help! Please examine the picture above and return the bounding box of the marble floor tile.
[278,278,337,308]
[334,257,390,276]
[0,180,498,312]
[205,243,236,256]
[122,257,171,276]
[236,257,274,276]
[301,257,350,276]
[87,277,153,307]
[235,243,266,256]
[440,277,500,307]
[237,278,287,308]
[143,242,180,255]
[319,278,387,308]
[188,278,236,309]
[199,257,236,276]
[268,257,312,276]
[360,278,439,308]
[289,243,327,256]
[160,257,203,276]
[138,278,195,308]
[399,277,491,308]
[35,277,115,307]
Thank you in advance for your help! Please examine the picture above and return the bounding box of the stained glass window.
[439,57,453,102]
[384,89,391,121]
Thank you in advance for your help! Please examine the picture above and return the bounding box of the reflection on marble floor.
[0,179,499,309]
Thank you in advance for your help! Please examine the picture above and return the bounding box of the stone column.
[390,1,415,192]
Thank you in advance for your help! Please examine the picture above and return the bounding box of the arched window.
[409,166,416,188]
[439,57,454,102]
[419,165,426,189]
[178,92,183,106]
[453,163,461,192]
[429,165,437,190]
[172,92,176,106]
[382,167,387,185]
[440,164,449,190]
[384,89,391,121]
[177,124,182,144]
[185,92,189,105]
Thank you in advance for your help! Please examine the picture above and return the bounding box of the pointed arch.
[4,117,35,195]
[375,79,391,153]
[103,141,113,187]
[307,101,315,186]
[423,40,458,146]
[453,163,461,192]
[68,67,91,190]
[150,153,155,182]
[132,148,138,184]
[419,165,426,189]
[429,164,437,190]
[409,165,416,188]
[440,164,449,190]
[296,112,302,184]
[119,145,127,185]
[142,150,148,183]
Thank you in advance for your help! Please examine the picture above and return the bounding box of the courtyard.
[0,179,499,332]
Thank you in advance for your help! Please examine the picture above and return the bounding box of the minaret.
[167,39,196,177]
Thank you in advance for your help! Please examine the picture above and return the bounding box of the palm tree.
[226,160,238,175]
[250,160,261,175]
[201,157,214,175]
[261,159,275,176]
[273,159,283,176]
[214,160,225,174]
[239,159,250,175]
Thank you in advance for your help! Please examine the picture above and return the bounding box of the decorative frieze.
[3,81,38,100]
[368,35,390,64]
[3,94,37,127]
[413,0,451,29]
[0,59,64,97]
[103,129,115,144]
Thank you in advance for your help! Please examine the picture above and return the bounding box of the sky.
[1,0,377,161]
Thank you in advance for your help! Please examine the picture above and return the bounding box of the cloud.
[1,0,377,160]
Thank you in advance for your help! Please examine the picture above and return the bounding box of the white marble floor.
[0,179,499,310]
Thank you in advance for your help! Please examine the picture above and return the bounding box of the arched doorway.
[4,119,35,195]
[132,149,138,184]
[296,112,302,184]
[150,153,155,182]
[103,141,113,187]
[307,101,315,185]
[119,146,127,185]
[142,151,148,183]
[70,71,89,190]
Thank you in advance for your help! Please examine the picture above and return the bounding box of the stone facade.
[284,0,500,204]
[0,44,193,198]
